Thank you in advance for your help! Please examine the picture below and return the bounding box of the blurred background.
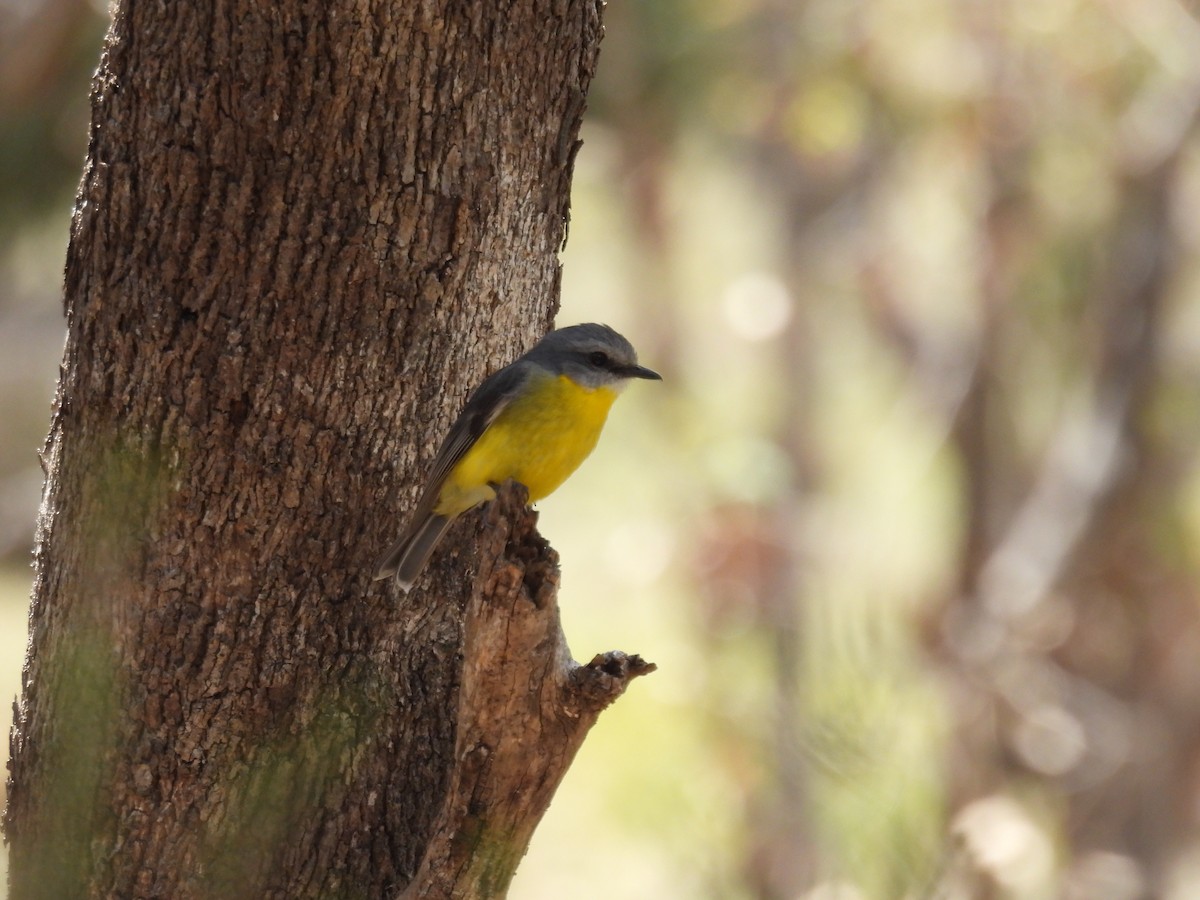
[4,0,1200,897]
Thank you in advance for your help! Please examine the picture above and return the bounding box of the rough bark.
[5,1,653,898]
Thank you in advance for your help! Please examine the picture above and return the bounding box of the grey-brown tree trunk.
[4,2,653,898]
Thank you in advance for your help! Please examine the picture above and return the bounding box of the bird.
[373,323,661,591]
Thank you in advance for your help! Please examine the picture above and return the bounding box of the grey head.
[523,323,661,390]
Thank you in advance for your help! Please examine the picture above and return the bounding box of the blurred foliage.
[7,618,120,899]
[199,671,387,897]
[0,0,105,227]
[4,0,1200,897]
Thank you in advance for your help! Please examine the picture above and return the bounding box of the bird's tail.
[372,514,454,592]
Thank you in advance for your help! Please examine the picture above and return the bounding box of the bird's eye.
[588,351,610,367]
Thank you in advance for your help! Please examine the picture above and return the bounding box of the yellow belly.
[435,374,618,517]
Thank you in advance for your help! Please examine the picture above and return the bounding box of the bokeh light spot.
[721,272,793,342]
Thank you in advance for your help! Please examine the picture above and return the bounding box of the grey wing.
[372,360,533,583]
[405,361,531,520]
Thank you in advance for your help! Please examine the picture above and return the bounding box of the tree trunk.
[4,2,653,898]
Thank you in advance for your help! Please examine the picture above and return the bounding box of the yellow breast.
[436,374,618,516]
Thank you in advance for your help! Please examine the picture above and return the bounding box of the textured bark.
[403,486,656,900]
[4,1,653,898]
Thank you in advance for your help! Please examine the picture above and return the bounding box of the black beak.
[621,364,662,381]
